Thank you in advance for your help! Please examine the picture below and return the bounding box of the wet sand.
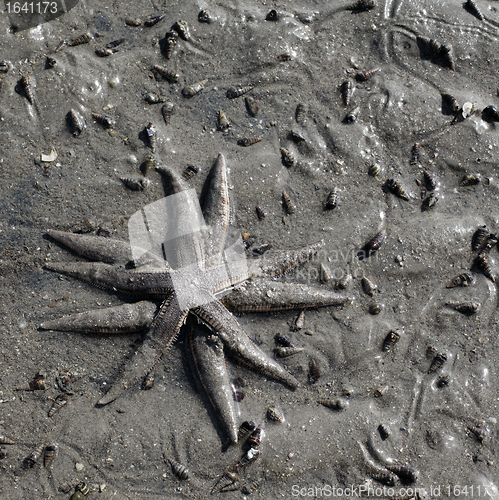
[0,0,498,498]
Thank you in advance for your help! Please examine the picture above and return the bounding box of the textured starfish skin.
[41,153,351,442]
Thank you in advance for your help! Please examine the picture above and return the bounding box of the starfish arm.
[98,295,189,405]
[44,262,173,295]
[201,153,231,267]
[39,301,157,333]
[248,241,325,278]
[46,229,165,267]
[156,166,205,268]
[221,280,352,312]
[188,319,238,443]
[193,299,299,389]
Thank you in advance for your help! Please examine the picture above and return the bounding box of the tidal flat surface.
[0,0,498,498]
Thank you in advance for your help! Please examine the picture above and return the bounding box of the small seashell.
[362,276,377,296]
[144,15,164,27]
[382,330,400,352]
[410,142,420,165]
[142,371,155,389]
[95,47,118,57]
[472,226,489,251]
[152,65,179,83]
[274,346,303,357]
[126,18,142,27]
[164,31,178,59]
[182,165,199,180]
[198,9,211,23]
[217,109,230,131]
[423,169,437,190]
[169,459,189,480]
[422,192,438,210]
[340,80,353,106]
[24,444,45,468]
[295,103,306,124]
[0,436,15,445]
[365,230,386,253]
[140,156,155,176]
[144,92,166,104]
[468,425,488,443]
[44,444,57,467]
[324,189,338,210]
[282,190,296,214]
[369,302,382,315]
[237,137,262,147]
[121,176,150,191]
[267,406,285,422]
[48,394,69,417]
[145,122,156,151]
[320,263,331,283]
[67,109,86,136]
[255,205,266,220]
[371,470,399,486]
[441,92,460,113]
[446,272,475,288]
[242,480,261,495]
[275,333,294,347]
[280,147,294,167]
[346,0,376,11]
[385,464,418,484]
[453,302,480,315]
[378,424,390,440]
[276,53,292,62]
[266,9,280,21]
[336,274,352,290]
[318,398,348,411]
[226,85,253,99]
[16,376,46,391]
[436,375,450,388]
[356,68,379,81]
[75,481,90,495]
[385,178,410,200]
[252,243,272,255]
[428,352,447,373]
[171,20,190,40]
[293,310,305,330]
[368,164,381,176]
[481,233,499,253]
[288,130,305,143]
[245,96,258,116]
[309,359,321,384]
[91,112,115,129]
[238,421,256,442]
[233,390,245,402]
[19,75,35,104]
[41,147,58,162]
[161,102,174,125]
[476,252,495,282]
[106,38,125,49]
[483,105,499,122]
[465,0,483,21]
[344,106,360,123]
[462,101,475,119]
[46,56,57,68]
[69,33,91,46]
[182,79,208,97]
[247,423,265,449]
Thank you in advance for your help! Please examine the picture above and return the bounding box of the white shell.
[462,102,474,118]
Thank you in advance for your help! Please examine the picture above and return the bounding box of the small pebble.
[75,462,84,472]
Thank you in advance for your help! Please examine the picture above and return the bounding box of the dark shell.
[410,142,420,165]
[288,130,305,143]
[182,79,208,97]
[460,173,481,186]
[465,0,483,21]
[255,205,266,220]
[267,406,285,422]
[356,68,379,81]
[106,38,125,49]
[385,464,418,484]
[336,274,352,289]
[422,192,438,210]
[238,137,262,147]
[182,165,199,180]
[75,482,90,495]
[340,80,353,106]
[309,359,321,384]
[19,75,35,104]
[125,18,142,26]
[169,459,189,480]
[46,56,57,68]
[428,352,447,373]
[198,9,212,23]
[372,470,399,486]
[242,481,261,495]
[247,424,265,448]
[142,371,155,389]
[161,102,174,125]
[226,85,253,99]
[365,230,386,252]
[0,436,15,445]
[266,9,280,21]
[295,103,306,123]
[423,169,437,190]
[344,106,360,123]
[476,253,495,282]
[67,109,86,136]
[378,424,390,440]
[481,233,499,253]
[385,178,410,200]
[280,147,295,167]
[436,375,450,388]
[446,271,475,288]
[48,394,69,417]
[245,96,259,116]
[44,444,57,467]
[217,109,230,131]
[152,65,179,82]
[275,333,294,347]
[324,189,338,209]
[171,20,190,40]
[145,122,156,151]
[68,33,91,46]
[24,444,45,468]
[369,302,382,315]
[441,92,460,113]
[346,0,376,11]
[362,276,377,296]
[483,105,499,122]
[468,425,487,443]
[144,15,164,27]
[144,92,166,104]
[233,390,245,402]
[368,164,381,176]
[382,330,400,352]
[238,421,256,442]
[418,36,455,70]
[282,190,296,214]
[95,47,117,57]
[252,243,272,255]
[91,112,115,129]
[472,226,489,251]
[164,31,178,59]
[276,53,292,62]
[454,302,480,315]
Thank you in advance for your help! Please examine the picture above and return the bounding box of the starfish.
[40,153,350,443]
